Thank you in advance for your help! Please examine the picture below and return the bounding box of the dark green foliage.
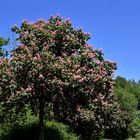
[103,128,129,140]
[115,76,140,113]
[128,111,140,138]
[44,121,78,140]
[114,76,140,139]
[0,105,38,140]
[0,37,9,57]
[0,121,79,140]
[0,37,9,47]
[0,105,78,140]
[115,87,138,113]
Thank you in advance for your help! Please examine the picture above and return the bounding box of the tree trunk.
[39,95,44,140]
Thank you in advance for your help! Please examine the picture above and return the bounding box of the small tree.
[0,37,9,57]
[0,16,123,139]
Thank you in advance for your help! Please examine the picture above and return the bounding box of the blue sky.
[0,0,140,81]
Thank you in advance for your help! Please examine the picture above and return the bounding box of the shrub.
[128,111,140,138]
[44,121,79,140]
[0,121,79,140]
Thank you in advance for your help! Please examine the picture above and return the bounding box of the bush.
[45,121,79,140]
[0,123,11,140]
[0,121,79,140]
[128,111,140,138]
[0,105,78,140]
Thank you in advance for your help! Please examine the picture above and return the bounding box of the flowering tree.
[0,16,126,139]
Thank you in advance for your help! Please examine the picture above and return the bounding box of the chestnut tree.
[0,16,128,139]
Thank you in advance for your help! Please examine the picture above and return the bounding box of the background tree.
[115,76,140,112]
[115,76,140,138]
[1,16,127,139]
[0,37,9,57]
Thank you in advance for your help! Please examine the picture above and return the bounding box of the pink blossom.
[56,20,61,25]
[74,64,80,69]
[22,19,28,23]
[100,62,104,66]
[77,69,81,73]
[33,57,38,61]
[65,19,71,24]
[19,44,25,49]
[0,59,3,65]
[73,75,81,80]
[87,69,93,73]
[51,31,56,35]
[93,98,98,103]
[98,94,105,100]
[29,22,34,25]
[87,32,91,36]
[76,105,81,112]
[37,53,41,61]
[81,66,86,71]
[93,78,99,82]
[95,60,100,64]
[66,59,71,65]
[82,51,87,56]
[39,74,44,79]
[99,48,102,52]
[43,45,49,50]
[84,44,90,49]
[0,58,6,65]
[83,32,87,36]
[89,52,94,58]
[38,18,45,22]
[38,26,44,30]
[71,53,76,58]
[24,31,29,36]
[101,70,107,75]
[79,77,86,83]
[26,86,32,92]
[110,61,114,64]
[24,46,30,52]
[9,56,15,62]
[45,21,49,24]
[59,57,64,64]
[62,53,67,57]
